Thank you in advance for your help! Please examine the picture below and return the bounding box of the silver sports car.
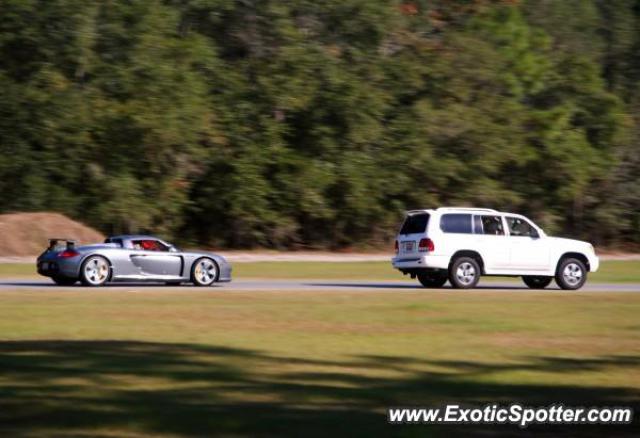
[36,235,232,286]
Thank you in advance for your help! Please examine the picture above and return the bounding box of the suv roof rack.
[436,207,498,213]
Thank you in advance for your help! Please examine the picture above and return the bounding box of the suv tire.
[417,271,447,288]
[449,257,481,289]
[522,276,552,289]
[555,258,587,290]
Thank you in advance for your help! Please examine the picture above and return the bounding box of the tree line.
[1,0,639,248]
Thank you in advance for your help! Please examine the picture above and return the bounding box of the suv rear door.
[472,214,510,271]
[397,212,430,259]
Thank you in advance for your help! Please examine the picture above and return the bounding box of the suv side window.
[440,214,472,234]
[506,216,537,237]
[475,215,505,235]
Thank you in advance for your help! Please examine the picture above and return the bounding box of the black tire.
[52,276,77,286]
[555,258,587,290]
[448,257,481,289]
[417,272,448,288]
[522,276,553,289]
[80,255,110,287]
[191,257,218,286]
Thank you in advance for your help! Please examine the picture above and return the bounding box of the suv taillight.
[394,240,399,254]
[418,238,434,252]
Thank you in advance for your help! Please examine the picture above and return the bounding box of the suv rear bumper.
[392,254,449,270]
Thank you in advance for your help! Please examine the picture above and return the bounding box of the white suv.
[391,207,599,290]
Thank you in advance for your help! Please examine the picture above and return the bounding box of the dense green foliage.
[1,0,638,248]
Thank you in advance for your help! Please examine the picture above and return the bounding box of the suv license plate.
[403,241,415,252]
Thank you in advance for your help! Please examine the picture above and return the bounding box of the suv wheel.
[555,258,587,290]
[449,257,480,289]
[522,276,552,289]
[417,271,447,288]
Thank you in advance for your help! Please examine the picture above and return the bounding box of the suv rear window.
[440,214,472,234]
[400,213,430,234]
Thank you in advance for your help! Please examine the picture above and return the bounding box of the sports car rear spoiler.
[47,238,77,251]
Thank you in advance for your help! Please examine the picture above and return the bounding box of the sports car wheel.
[52,276,77,286]
[80,256,110,287]
[522,276,552,289]
[192,257,218,286]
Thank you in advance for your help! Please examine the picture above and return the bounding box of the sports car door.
[129,239,182,277]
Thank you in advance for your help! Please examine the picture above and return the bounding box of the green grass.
[0,288,638,436]
[3,259,640,282]
[0,263,37,278]
[590,260,640,283]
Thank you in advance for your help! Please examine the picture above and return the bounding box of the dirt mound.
[0,212,104,257]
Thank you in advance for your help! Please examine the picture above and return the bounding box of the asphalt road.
[1,279,639,292]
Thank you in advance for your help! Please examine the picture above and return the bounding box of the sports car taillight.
[418,238,434,252]
[58,249,79,258]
